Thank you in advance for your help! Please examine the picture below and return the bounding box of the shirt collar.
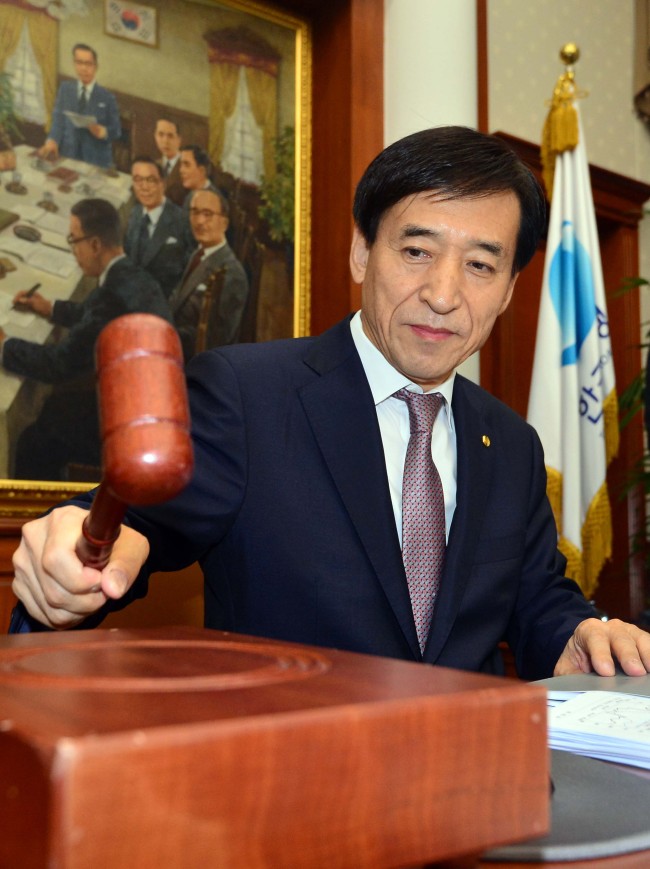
[143,201,165,224]
[349,310,456,417]
[200,240,226,258]
[99,253,126,286]
[78,80,96,98]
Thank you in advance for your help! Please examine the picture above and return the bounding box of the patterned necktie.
[395,388,446,653]
[78,86,88,113]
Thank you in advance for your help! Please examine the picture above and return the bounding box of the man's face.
[67,214,101,277]
[132,162,165,210]
[179,151,206,190]
[351,191,520,390]
[189,190,227,247]
[73,49,97,86]
[155,120,181,159]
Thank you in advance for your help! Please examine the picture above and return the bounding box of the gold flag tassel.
[540,44,587,200]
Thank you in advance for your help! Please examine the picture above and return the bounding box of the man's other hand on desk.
[12,290,53,319]
[554,618,650,677]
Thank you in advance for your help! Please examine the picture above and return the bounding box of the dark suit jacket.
[48,80,121,168]
[124,200,191,298]
[76,316,593,679]
[170,243,249,361]
[3,258,171,383]
[158,158,186,207]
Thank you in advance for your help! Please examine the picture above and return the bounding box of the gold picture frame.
[0,0,312,518]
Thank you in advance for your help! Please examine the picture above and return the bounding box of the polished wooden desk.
[0,145,131,476]
[0,626,549,868]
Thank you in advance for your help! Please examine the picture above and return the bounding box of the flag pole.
[528,46,618,599]
[541,43,587,200]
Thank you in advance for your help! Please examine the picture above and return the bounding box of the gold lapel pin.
[482,435,491,447]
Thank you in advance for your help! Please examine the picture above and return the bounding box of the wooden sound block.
[0,627,549,868]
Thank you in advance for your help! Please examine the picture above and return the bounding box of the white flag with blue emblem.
[527,104,618,599]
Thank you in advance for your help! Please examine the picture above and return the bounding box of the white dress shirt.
[349,310,457,544]
[142,201,166,237]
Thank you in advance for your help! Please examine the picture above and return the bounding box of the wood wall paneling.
[309,0,384,332]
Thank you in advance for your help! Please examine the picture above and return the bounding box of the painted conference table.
[0,144,131,478]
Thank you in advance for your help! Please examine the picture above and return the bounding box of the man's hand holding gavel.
[11,313,193,630]
[12,506,149,629]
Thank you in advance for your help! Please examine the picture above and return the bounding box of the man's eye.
[469,261,494,273]
[404,247,428,259]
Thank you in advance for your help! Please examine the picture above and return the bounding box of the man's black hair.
[352,126,546,275]
[180,145,211,173]
[156,117,181,136]
[71,198,121,248]
[73,43,98,63]
[131,155,163,179]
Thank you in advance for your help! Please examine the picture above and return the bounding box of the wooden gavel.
[75,313,194,569]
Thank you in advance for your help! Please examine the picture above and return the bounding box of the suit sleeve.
[3,310,103,383]
[210,259,249,346]
[102,89,121,143]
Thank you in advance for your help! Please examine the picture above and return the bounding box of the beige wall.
[57,0,296,129]
[487,0,650,317]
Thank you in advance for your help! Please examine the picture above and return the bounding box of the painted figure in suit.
[2,198,171,481]
[39,44,121,169]
[170,189,249,362]
[179,145,219,210]
[124,156,192,298]
[154,118,186,208]
[11,128,650,681]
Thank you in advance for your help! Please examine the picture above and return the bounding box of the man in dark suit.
[154,118,186,207]
[170,188,248,361]
[39,44,121,169]
[1,198,171,481]
[124,156,191,298]
[11,128,650,681]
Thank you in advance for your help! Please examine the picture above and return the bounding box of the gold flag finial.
[560,42,580,67]
[541,43,588,199]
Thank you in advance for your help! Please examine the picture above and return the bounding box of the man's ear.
[349,226,370,283]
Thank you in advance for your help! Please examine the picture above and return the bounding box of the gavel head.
[95,314,194,505]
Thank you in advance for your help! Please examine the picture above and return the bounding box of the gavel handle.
[75,482,128,570]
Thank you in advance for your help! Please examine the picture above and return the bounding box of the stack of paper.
[548,691,650,769]
[0,237,77,279]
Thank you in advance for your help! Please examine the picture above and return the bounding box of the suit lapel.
[424,378,496,663]
[142,202,173,266]
[299,320,420,658]
[174,249,224,312]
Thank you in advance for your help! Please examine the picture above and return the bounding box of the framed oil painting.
[0,0,311,516]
